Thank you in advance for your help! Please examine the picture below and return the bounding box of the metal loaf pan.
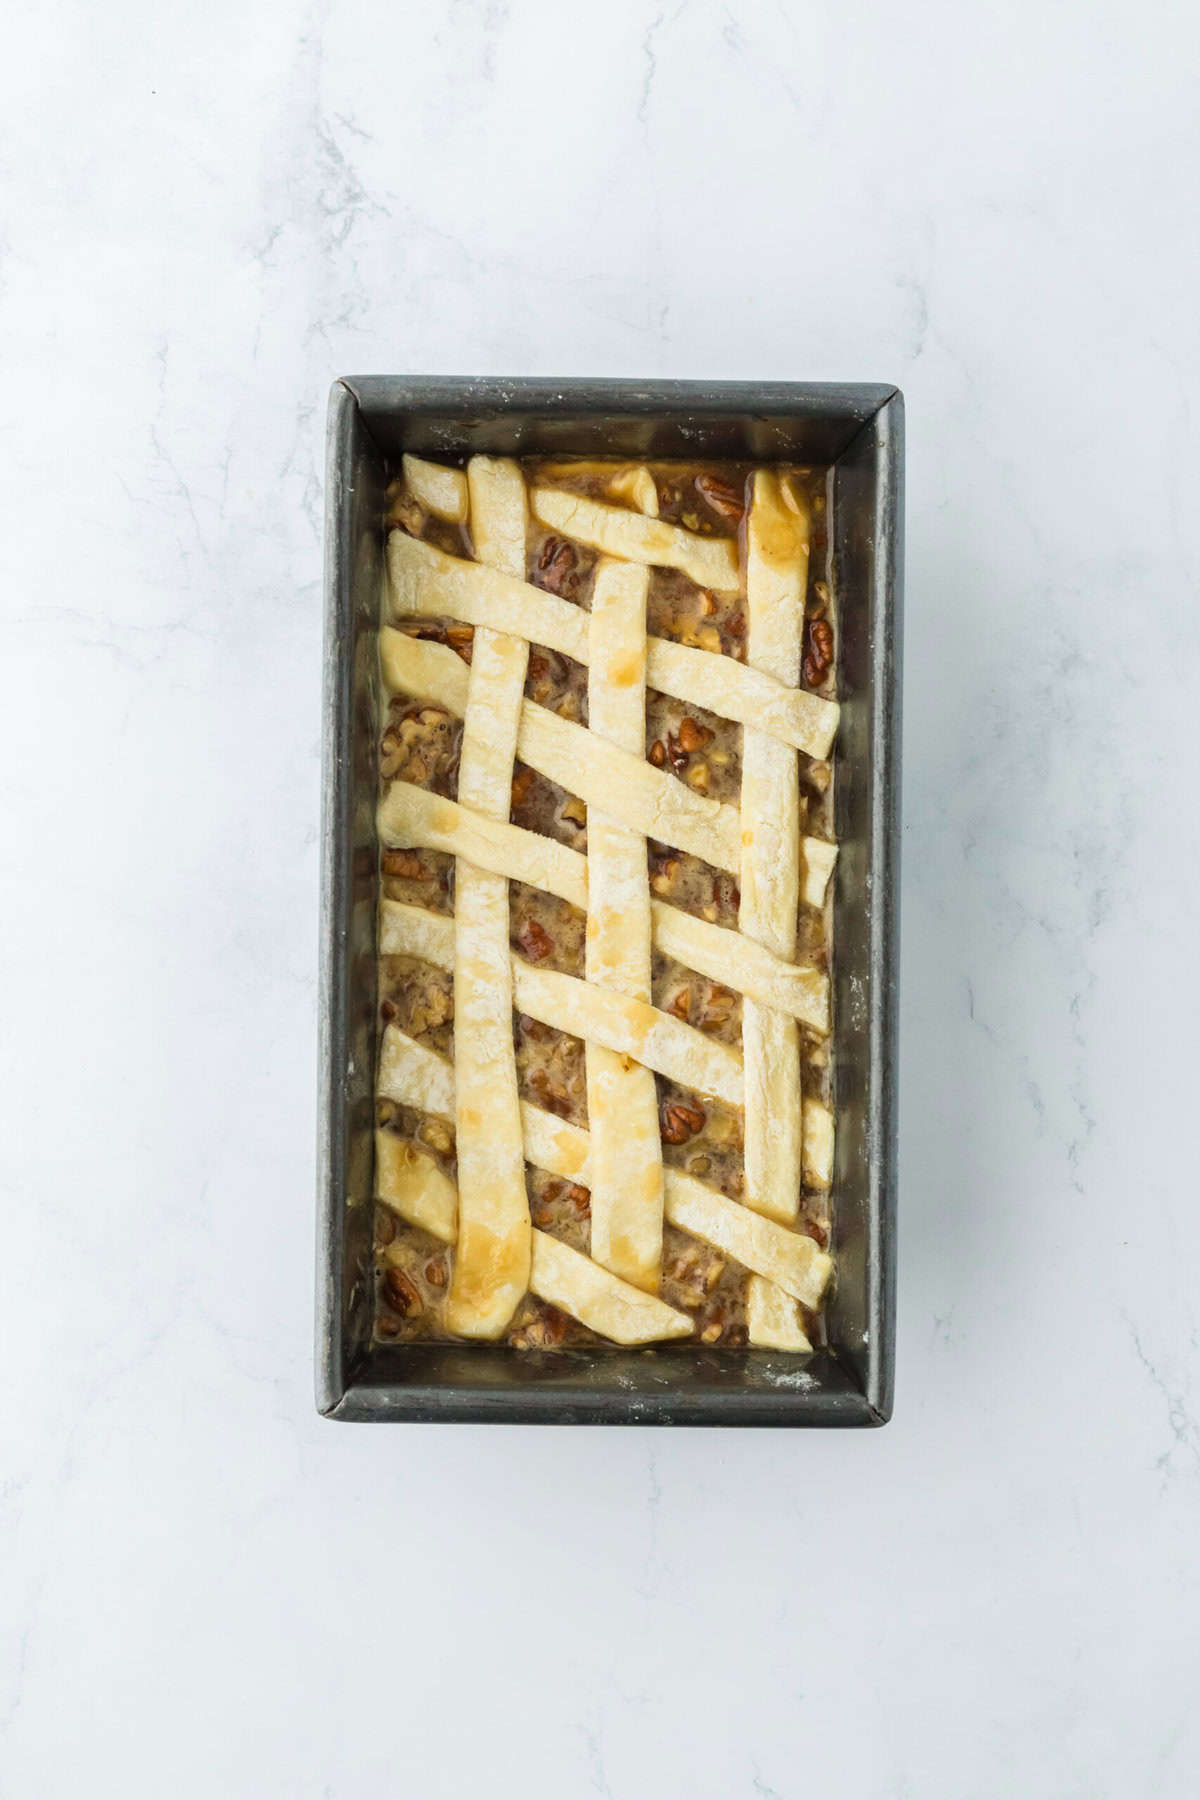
[318,378,902,1426]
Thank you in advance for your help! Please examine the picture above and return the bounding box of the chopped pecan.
[528,1067,571,1119]
[650,855,679,896]
[535,537,577,596]
[677,717,712,753]
[532,1202,555,1228]
[725,611,746,639]
[425,1258,448,1287]
[661,1100,706,1145]
[383,1265,422,1317]
[665,733,690,775]
[648,738,667,768]
[376,1312,403,1338]
[374,1205,396,1247]
[510,765,536,809]
[700,985,735,1029]
[517,918,554,962]
[566,1183,591,1216]
[514,1307,568,1349]
[381,849,433,880]
[666,987,691,1021]
[803,1218,830,1250]
[446,622,474,662]
[695,473,745,522]
[804,618,834,686]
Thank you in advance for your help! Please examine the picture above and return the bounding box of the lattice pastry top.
[373,452,838,1352]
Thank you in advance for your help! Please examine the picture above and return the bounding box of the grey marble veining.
[2,1,1198,1794]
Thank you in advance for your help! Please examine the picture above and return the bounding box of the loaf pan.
[318,377,902,1425]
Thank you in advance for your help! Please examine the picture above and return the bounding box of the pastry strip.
[373,1151,690,1345]
[662,1172,832,1310]
[401,453,469,523]
[802,836,838,908]
[378,1021,455,1118]
[803,1098,835,1189]
[378,881,829,1034]
[376,1044,830,1314]
[380,628,741,872]
[531,487,740,591]
[529,1233,691,1345]
[387,532,839,756]
[535,460,659,516]
[443,457,531,1339]
[746,1274,813,1351]
[741,471,807,1225]
[585,560,664,1292]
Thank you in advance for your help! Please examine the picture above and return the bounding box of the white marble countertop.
[5,2,1199,1794]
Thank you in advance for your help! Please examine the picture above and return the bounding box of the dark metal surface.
[317,377,903,1426]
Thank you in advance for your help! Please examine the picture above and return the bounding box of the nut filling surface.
[373,452,839,1351]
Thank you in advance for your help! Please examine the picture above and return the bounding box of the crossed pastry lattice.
[375,453,838,1349]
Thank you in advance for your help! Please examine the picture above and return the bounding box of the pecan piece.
[804,618,834,686]
[445,622,474,662]
[695,473,745,522]
[677,716,713,753]
[381,849,433,880]
[510,765,536,809]
[383,1265,423,1317]
[425,1258,448,1287]
[535,537,577,595]
[665,733,690,775]
[566,1182,591,1216]
[650,855,680,897]
[515,1306,568,1349]
[517,918,554,962]
[528,1067,571,1119]
[661,1100,706,1145]
[648,738,667,768]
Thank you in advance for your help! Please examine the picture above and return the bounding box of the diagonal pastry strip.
[381,627,740,871]
[374,1135,690,1344]
[374,1052,832,1313]
[402,453,469,523]
[377,838,829,1034]
[530,487,741,591]
[387,531,839,758]
[378,940,742,1106]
